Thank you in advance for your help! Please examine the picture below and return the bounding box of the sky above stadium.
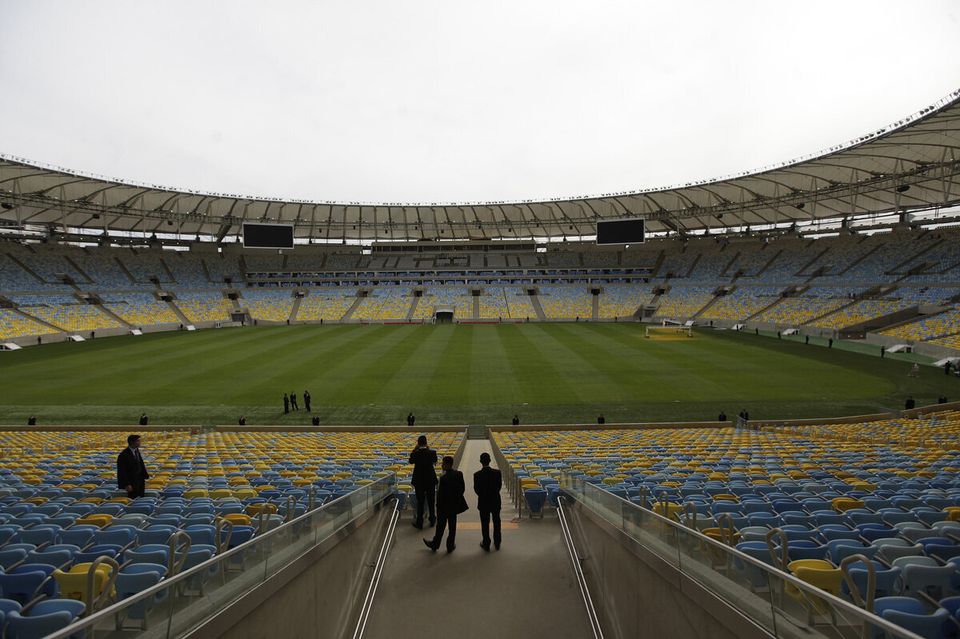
[1,1,959,204]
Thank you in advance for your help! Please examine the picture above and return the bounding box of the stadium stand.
[295,288,357,322]
[598,284,653,319]
[163,252,213,287]
[699,287,782,321]
[242,289,295,323]
[118,250,173,284]
[413,287,472,320]
[174,291,234,324]
[102,293,179,327]
[538,286,593,320]
[752,288,858,327]
[0,308,57,340]
[653,286,715,319]
[9,295,120,332]
[503,287,537,320]
[350,288,412,321]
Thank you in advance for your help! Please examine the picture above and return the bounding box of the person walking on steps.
[424,456,467,553]
[474,452,502,551]
[409,435,437,529]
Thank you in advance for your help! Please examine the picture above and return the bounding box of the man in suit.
[303,390,312,412]
[117,434,149,499]
[424,456,467,553]
[290,391,299,411]
[474,452,502,551]
[409,435,438,529]
[283,394,290,414]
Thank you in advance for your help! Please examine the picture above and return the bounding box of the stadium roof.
[1,88,959,243]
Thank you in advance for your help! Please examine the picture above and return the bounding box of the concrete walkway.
[362,439,592,639]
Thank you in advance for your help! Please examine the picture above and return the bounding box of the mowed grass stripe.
[496,324,587,404]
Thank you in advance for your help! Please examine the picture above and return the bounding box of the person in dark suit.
[290,392,299,411]
[474,452,502,551]
[424,456,467,553]
[597,414,605,425]
[283,394,290,414]
[511,415,519,426]
[409,435,437,529]
[407,412,416,426]
[303,390,312,412]
[718,411,727,422]
[117,434,149,499]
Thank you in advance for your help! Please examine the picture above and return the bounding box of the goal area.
[644,324,694,339]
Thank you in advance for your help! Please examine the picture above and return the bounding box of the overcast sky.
[1,1,959,204]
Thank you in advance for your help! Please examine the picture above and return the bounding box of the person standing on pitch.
[290,391,299,411]
[424,456,467,553]
[117,434,149,499]
[303,390,312,412]
[283,393,290,414]
[474,452,502,551]
[409,435,437,529]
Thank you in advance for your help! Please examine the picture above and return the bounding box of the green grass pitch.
[0,324,954,425]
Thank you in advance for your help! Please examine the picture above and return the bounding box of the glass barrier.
[562,476,925,639]
[45,475,396,639]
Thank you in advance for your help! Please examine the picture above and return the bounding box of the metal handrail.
[44,475,396,639]
[564,479,925,639]
[352,497,400,639]
[558,495,604,639]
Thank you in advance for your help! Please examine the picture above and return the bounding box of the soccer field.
[0,324,953,425]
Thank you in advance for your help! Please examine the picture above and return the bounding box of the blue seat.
[116,564,165,629]
[4,599,85,639]
[901,564,959,601]
[0,549,28,570]
[523,489,547,515]
[0,597,22,630]
[58,528,95,548]
[0,568,51,605]
[874,597,950,639]
[24,549,73,569]
[137,525,178,546]
[844,561,902,599]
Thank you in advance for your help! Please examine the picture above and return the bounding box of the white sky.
[1,0,959,204]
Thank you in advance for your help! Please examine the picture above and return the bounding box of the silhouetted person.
[474,452,502,551]
[409,435,437,529]
[238,416,246,425]
[312,416,320,426]
[283,394,290,414]
[905,396,916,410]
[511,415,519,426]
[27,416,36,426]
[828,338,833,348]
[138,413,148,426]
[718,411,727,422]
[304,390,312,412]
[938,396,947,404]
[117,434,149,499]
[945,361,953,376]
[424,456,467,553]
[805,335,809,345]
[290,392,299,411]
[407,412,416,426]
[597,414,605,425]
[880,345,886,358]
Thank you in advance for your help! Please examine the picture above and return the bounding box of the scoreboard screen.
[596,218,645,245]
[242,223,294,249]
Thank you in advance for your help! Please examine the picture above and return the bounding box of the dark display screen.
[596,218,645,245]
[242,223,294,249]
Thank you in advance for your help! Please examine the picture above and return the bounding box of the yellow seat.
[54,562,115,604]
[184,489,208,499]
[75,514,113,528]
[224,513,252,526]
[246,503,278,516]
[831,497,864,512]
[209,489,233,499]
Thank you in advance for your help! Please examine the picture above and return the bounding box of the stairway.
[406,295,419,320]
[13,308,64,334]
[289,295,302,323]
[114,257,138,285]
[96,303,132,328]
[473,295,480,320]
[6,254,47,285]
[167,300,192,326]
[529,293,547,321]
[64,256,94,285]
[591,293,599,320]
[691,293,722,319]
[340,295,364,321]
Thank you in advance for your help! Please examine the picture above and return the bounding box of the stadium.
[2,3,960,639]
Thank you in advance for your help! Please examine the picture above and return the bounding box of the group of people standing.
[409,435,502,553]
[283,390,312,414]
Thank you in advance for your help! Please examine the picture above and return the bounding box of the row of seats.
[0,429,464,635]
[492,418,960,637]
[537,286,593,320]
